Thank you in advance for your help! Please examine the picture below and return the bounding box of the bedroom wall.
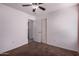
[33,4,78,51]
[47,5,78,51]
[0,4,35,53]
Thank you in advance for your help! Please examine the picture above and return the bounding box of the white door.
[33,18,47,43]
[41,18,47,43]
[33,19,42,42]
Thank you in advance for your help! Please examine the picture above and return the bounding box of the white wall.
[47,5,78,51]
[0,4,35,53]
[33,5,78,51]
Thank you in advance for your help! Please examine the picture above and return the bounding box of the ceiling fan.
[22,3,46,12]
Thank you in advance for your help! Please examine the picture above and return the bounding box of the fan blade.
[22,4,31,7]
[32,3,37,5]
[33,8,36,12]
[38,3,43,4]
[39,6,45,11]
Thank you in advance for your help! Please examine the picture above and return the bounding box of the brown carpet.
[0,41,79,56]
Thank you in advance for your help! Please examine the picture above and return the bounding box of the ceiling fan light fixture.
[32,5,39,9]
[22,3,45,12]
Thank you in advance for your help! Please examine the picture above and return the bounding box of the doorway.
[28,19,34,43]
